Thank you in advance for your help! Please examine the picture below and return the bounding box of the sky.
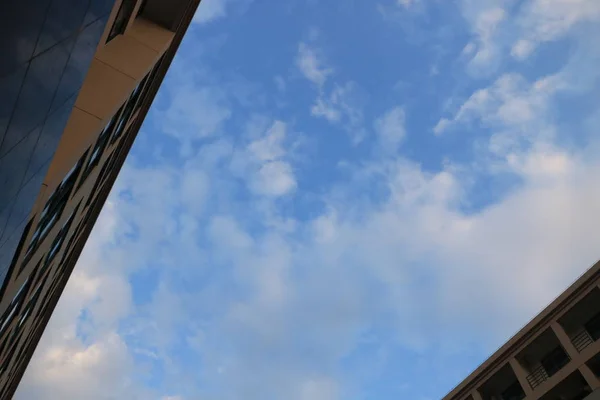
[13,0,600,399]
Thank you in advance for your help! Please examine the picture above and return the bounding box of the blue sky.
[14,0,600,399]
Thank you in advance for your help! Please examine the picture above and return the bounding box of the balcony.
[559,288,600,354]
[538,370,593,400]
[478,363,526,400]
[525,346,571,389]
[571,313,600,352]
[516,328,571,390]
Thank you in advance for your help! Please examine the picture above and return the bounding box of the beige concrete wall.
[0,0,201,395]
[0,3,174,385]
[46,16,172,191]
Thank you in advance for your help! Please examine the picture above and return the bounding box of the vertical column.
[579,364,600,390]
[471,390,483,400]
[551,322,579,360]
[552,322,600,391]
[509,358,534,398]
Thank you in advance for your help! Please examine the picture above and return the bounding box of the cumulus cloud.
[16,2,600,400]
[250,161,296,197]
[281,151,600,357]
[15,204,151,400]
[231,120,297,197]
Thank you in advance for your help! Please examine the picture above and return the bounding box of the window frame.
[39,202,81,278]
[77,113,121,191]
[22,153,87,266]
[106,0,138,43]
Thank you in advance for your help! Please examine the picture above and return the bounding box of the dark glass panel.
[34,0,89,56]
[0,36,75,157]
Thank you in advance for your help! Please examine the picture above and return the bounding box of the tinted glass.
[0,0,116,287]
[0,0,52,77]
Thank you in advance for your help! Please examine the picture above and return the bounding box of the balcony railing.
[525,350,571,390]
[570,312,600,353]
[526,364,550,389]
[572,329,594,352]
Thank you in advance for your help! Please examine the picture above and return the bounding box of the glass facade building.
[0,0,200,396]
[0,0,117,285]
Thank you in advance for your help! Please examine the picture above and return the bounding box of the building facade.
[0,0,200,397]
[443,260,600,400]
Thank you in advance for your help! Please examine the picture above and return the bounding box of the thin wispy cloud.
[374,106,406,152]
[296,42,333,88]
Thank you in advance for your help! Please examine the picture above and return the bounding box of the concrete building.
[443,260,600,400]
[0,0,200,397]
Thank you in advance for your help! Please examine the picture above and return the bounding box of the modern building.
[0,0,201,397]
[443,260,600,400]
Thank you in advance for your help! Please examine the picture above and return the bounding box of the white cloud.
[297,43,333,87]
[299,378,339,400]
[374,106,406,151]
[311,96,341,122]
[397,0,418,8]
[460,1,507,74]
[231,120,297,197]
[458,0,600,69]
[180,168,210,216]
[161,86,231,141]
[434,72,564,147]
[17,6,600,400]
[209,215,253,251]
[296,37,366,144]
[20,132,600,399]
[250,160,297,197]
[512,0,600,59]
[15,204,152,399]
[194,0,227,23]
[311,82,365,143]
[247,120,287,162]
[506,147,574,180]
[293,147,600,355]
[18,332,140,399]
[193,0,251,24]
[433,118,451,135]
[511,39,535,59]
